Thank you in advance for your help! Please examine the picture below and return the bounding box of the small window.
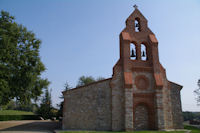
[141,44,147,61]
[135,18,141,32]
[130,43,136,60]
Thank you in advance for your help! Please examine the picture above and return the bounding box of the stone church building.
[62,6,183,131]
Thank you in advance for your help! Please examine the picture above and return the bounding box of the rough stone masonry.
[62,6,183,131]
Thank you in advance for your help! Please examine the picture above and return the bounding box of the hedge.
[0,115,40,121]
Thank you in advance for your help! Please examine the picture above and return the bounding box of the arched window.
[141,44,147,61]
[135,18,141,32]
[130,43,136,60]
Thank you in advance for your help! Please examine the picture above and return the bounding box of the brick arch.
[139,41,148,47]
[131,41,138,45]
[134,17,141,32]
[129,41,141,61]
[130,42,137,60]
[135,75,149,90]
[133,99,155,130]
[140,41,148,61]
[134,102,154,116]
[140,41,151,61]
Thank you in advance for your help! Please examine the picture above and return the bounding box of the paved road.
[0,120,61,133]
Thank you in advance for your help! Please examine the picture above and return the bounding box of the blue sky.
[0,0,200,111]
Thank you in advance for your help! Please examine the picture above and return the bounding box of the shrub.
[0,115,40,121]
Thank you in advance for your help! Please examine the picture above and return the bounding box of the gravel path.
[0,120,61,133]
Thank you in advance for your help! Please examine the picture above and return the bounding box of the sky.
[0,0,200,111]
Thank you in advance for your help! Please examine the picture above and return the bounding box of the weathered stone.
[62,79,112,131]
[62,6,183,131]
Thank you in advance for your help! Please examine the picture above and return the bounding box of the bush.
[0,115,40,121]
[183,112,200,121]
[0,110,34,115]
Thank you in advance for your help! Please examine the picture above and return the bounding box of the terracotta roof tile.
[149,34,158,43]
[154,73,163,87]
[122,32,131,41]
[124,72,132,88]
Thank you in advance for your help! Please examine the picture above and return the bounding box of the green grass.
[0,110,39,121]
[0,110,34,115]
[58,131,184,133]
[58,125,200,133]
[184,125,200,133]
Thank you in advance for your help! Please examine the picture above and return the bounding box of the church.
[62,6,183,131]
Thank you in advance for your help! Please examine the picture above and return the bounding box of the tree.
[76,76,95,87]
[1,100,16,110]
[57,81,71,118]
[96,77,105,81]
[37,88,54,119]
[64,81,71,91]
[0,11,49,105]
[194,79,200,106]
[15,101,38,112]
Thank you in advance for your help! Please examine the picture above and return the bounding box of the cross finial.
[133,4,138,9]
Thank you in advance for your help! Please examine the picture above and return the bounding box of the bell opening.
[141,44,147,61]
[135,18,141,32]
[130,43,136,60]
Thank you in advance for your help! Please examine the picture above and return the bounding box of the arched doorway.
[134,105,149,130]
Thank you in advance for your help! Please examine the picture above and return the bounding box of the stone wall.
[162,78,173,129]
[134,105,149,130]
[124,87,134,131]
[110,61,125,131]
[170,81,183,129]
[62,79,112,131]
[155,89,164,129]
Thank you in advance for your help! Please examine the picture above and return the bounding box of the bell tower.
[110,5,183,131]
[120,5,159,74]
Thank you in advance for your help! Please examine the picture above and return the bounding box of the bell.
[135,23,139,27]
[131,49,136,57]
[142,51,145,57]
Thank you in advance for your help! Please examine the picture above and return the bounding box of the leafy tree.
[64,81,71,91]
[57,81,71,118]
[0,10,49,105]
[194,79,200,106]
[1,100,16,110]
[183,111,195,121]
[37,88,54,119]
[96,77,105,81]
[15,101,38,112]
[183,111,200,121]
[76,76,95,87]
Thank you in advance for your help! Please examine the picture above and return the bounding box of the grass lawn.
[184,125,200,133]
[59,131,184,133]
[0,110,34,115]
[59,125,200,133]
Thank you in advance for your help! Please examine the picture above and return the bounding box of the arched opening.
[141,44,147,61]
[135,18,141,32]
[134,105,149,130]
[130,43,136,60]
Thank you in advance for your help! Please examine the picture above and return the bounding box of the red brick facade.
[62,6,183,131]
[110,7,183,131]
